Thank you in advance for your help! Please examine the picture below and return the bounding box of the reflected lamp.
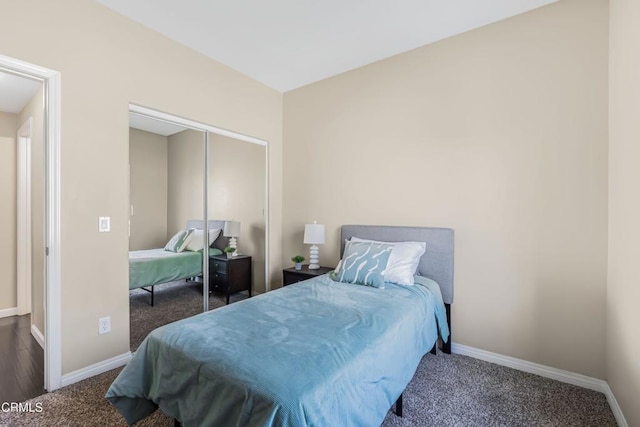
[223,221,241,255]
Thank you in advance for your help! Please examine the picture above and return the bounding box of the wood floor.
[0,315,45,403]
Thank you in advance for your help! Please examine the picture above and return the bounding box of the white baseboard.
[0,307,18,319]
[451,343,628,426]
[61,352,132,388]
[601,383,629,427]
[30,324,45,349]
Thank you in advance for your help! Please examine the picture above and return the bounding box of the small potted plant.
[224,246,237,259]
[291,255,305,271]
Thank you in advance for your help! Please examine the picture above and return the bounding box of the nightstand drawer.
[211,260,227,274]
[211,271,227,286]
[210,275,227,292]
[283,272,310,286]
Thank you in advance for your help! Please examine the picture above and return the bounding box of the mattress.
[128,248,221,290]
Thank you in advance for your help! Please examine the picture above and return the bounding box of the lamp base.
[308,245,320,269]
[229,237,238,257]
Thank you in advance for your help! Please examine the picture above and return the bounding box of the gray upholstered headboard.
[185,219,228,251]
[341,225,454,304]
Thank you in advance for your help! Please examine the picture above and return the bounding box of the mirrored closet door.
[128,112,207,351]
[207,133,267,296]
[127,107,268,352]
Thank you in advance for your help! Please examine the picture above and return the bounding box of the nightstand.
[209,255,252,304]
[282,265,334,286]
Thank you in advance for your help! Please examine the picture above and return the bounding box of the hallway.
[0,315,44,403]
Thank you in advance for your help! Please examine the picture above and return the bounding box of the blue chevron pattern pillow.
[333,241,393,288]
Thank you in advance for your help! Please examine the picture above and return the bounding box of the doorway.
[0,54,62,393]
[0,70,43,403]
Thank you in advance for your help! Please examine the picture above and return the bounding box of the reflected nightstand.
[209,254,252,304]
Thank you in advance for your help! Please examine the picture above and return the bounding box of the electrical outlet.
[98,316,111,335]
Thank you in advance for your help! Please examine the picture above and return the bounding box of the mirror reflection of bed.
[127,112,266,351]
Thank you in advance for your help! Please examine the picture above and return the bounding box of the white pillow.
[208,228,222,246]
[184,229,206,251]
[185,228,223,252]
[164,229,194,253]
[350,237,426,285]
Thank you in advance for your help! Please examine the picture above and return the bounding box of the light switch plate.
[99,217,110,232]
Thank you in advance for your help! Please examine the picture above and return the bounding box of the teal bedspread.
[108,274,449,426]
[129,248,222,290]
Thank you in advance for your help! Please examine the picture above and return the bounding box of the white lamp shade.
[303,223,325,245]
[223,221,241,237]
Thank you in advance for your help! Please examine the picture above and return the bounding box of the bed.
[129,220,227,306]
[109,225,454,425]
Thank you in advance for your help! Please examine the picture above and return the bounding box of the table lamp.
[223,221,241,256]
[303,221,325,269]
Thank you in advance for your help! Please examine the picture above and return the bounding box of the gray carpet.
[129,279,241,350]
[0,282,617,426]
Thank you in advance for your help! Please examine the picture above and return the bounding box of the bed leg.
[395,393,403,417]
[151,285,155,307]
[442,303,451,354]
[430,344,437,355]
[174,419,181,427]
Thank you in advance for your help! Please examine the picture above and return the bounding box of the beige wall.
[167,131,267,293]
[0,112,17,311]
[129,128,168,250]
[0,0,282,375]
[17,86,45,333]
[0,112,16,134]
[210,134,266,293]
[166,130,205,237]
[283,0,608,378]
[607,0,640,424]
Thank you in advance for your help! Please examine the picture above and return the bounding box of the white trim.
[602,383,629,427]
[264,140,270,292]
[17,117,33,316]
[60,352,132,388]
[0,307,19,319]
[451,343,628,426]
[451,343,605,391]
[31,324,45,350]
[45,67,62,392]
[0,54,63,392]
[203,130,209,310]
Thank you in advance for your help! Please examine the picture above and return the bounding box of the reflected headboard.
[186,219,228,251]
[340,225,454,305]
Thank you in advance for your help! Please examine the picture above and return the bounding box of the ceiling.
[97,0,558,92]
[0,71,42,114]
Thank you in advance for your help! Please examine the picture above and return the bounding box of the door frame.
[17,117,33,316]
[0,54,62,391]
